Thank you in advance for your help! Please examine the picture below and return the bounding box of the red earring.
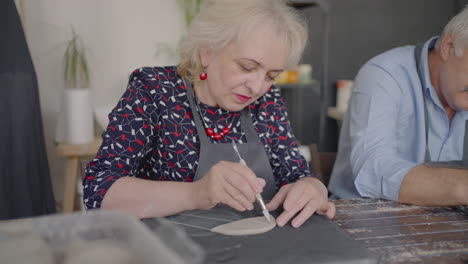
[199,72,207,80]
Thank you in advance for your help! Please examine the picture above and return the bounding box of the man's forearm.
[399,165,468,206]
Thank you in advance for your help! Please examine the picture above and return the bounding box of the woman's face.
[197,26,289,112]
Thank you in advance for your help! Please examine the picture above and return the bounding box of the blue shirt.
[328,37,468,201]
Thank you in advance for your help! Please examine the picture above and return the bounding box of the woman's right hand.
[193,161,266,211]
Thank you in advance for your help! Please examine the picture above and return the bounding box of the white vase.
[56,89,94,144]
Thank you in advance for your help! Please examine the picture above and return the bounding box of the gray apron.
[185,79,277,200]
[414,43,468,167]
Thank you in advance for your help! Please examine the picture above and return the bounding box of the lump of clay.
[0,234,55,264]
[64,239,137,264]
[211,216,276,236]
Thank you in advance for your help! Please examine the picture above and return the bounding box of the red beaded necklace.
[193,92,237,140]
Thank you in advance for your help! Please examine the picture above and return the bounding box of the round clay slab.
[210,216,276,236]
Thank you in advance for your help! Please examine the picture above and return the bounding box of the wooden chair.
[308,143,337,187]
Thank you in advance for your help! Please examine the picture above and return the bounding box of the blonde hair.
[177,0,308,84]
[436,6,468,57]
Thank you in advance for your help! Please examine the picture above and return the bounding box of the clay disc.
[211,216,276,236]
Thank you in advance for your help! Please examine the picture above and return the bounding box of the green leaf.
[70,43,78,88]
[64,43,71,87]
[63,28,90,88]
[79,52,89,88]
[196,0,202,13]
[176,0,203,27]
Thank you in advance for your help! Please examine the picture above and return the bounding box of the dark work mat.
[143,205,379,264]
[456,205,468,214]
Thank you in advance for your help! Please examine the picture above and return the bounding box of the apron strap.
[185,79,211,145]
[184,78,277,198]
[240,106,262,144]
[414,43,432,162]
[184,78,261,145]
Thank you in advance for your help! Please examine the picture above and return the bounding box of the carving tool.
[232,143,272,223]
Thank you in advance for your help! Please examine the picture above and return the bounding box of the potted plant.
[178,0,203,27]
[63,29,90,89]
[56,28,94,145]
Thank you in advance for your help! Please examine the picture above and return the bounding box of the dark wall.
[295,0,460,151]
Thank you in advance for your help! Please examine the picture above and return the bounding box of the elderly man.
[328,7,468,206]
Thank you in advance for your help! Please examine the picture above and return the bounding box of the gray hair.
[436,6,468,57]
[177,0,308,84]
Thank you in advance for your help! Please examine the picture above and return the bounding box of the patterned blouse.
[83,66,313,209]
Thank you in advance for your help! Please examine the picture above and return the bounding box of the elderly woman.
[83,0,335,228]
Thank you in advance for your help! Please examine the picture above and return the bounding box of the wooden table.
[144,204,379,264]
[56,138,101,213]
[333,198,468,263]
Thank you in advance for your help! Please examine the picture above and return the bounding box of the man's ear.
[199,47,213,67]
[439,33,455,61]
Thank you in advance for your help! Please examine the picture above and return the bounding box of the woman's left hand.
[266,177,335,228]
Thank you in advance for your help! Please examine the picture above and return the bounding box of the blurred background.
[8,0,468,211]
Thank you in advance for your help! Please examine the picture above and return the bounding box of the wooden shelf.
[56,138,102,157]
[56,138,102,213]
